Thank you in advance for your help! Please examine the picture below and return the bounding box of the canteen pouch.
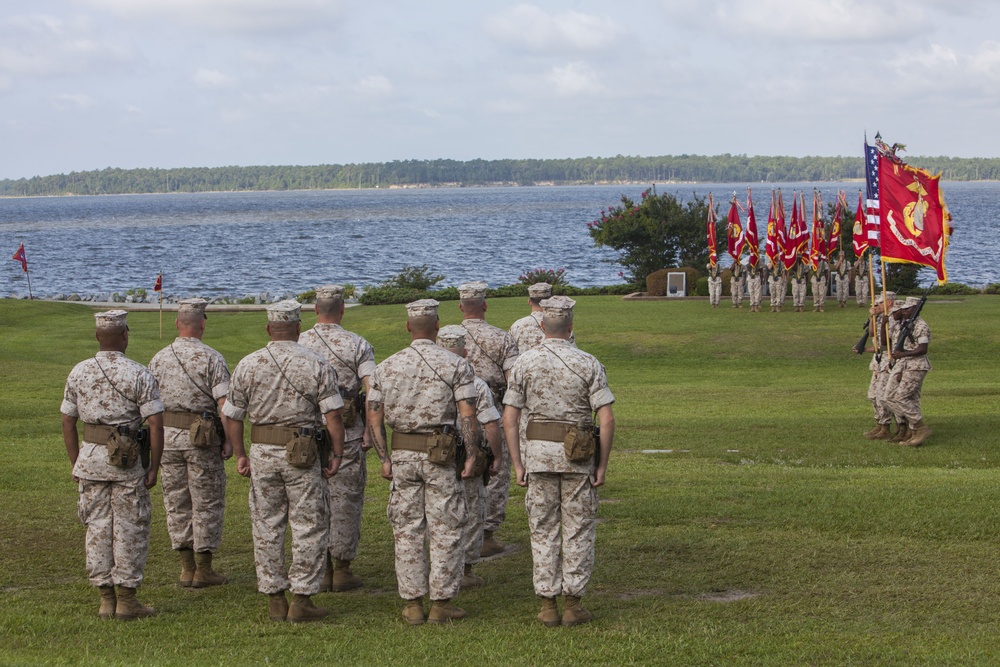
[563,425,595,463]
[107,429,140,468]
[286,431,318,469]
[426,430,457,466]
[189,414,222,449]
[341,396,357,429]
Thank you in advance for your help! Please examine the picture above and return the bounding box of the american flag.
[864,140,881,248]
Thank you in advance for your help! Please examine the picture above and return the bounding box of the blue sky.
[1,0,998,180]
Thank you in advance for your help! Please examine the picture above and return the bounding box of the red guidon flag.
[12,243,27,272]
[782,193,799,270]
[706,194,718,266]
[809,191,826,269]
[852,191,867,256]
[764,192,779,267]
[726,195,744,261]
[745,189,760,268]
[154,274,163,292]
[828,192,844,259]
[878,155,950,283]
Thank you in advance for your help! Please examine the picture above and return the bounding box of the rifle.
[852,318,872,355]
[891,295,928,357]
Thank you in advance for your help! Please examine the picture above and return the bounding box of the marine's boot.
[819,305,825,312]
[460,563,484,589]
[287,594,329,623]
[320,556,333,593]
[331,559,363,592]
[178,547,195,587]
[268,591,289,622]
[889,424,911,443]
[901,420,932,447]
[537,596,560,627]
[402,597,425,625]
[427,599,466,624]
[561,595,593,627]
[480,531,504,558]
[98,585,116,620]
[863,424,889,440]
[192,551,227,588]
[115,586,156,621]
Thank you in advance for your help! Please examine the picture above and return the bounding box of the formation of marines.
[61,281,615,628]
[712,252,863,313]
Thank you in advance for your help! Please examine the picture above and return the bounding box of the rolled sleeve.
[212,380,230,401]
[60,398,79,418]
[589,387,615,411]
[139,398,165,419]
[478,405,501,424]
[320,393,345,414]
[221,401,246,421]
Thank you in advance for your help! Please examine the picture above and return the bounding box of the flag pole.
[158,274,163,339]
[24,244,33,300]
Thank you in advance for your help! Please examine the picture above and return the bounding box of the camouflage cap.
[873,291,897,306]
[315,284,344,300]
[457,281,489,300]
[95,309,128,329]
[540,295,576,318]
[267,300,301,322]
[405,298,440,318]
[436,324,467,349]
[890,296,920,313]
[527,282,552,299]
[177,298,208,318]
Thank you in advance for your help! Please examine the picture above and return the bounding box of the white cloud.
[354,75,392,97]
[53,93,96,110]
[969,40,1000,81]
[193,68,236,89]
[0,14,132,78]
[486,4,625,52]
[547,62,604,96]
[84,0,345,34]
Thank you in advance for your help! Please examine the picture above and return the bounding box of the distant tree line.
[2,155,998,197]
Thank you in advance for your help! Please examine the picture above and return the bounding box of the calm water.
[1,182,996,298]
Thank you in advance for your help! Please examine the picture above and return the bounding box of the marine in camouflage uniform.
[858,292,896,441]
[747,262,763,312]
[223,301,345,623]
[854,253,871,306]
[790,258,809,312]
[148,298,231,589]
[436,325,504,590]
[503,296,615,628]
[834,255,851,307]
[366,299,482,625]
[298,284,376,592]
[730,261,746,308]
[61,309,164,621]
[707,262,723,308]
[885,297,933,447]
[811,258,829,312]
[509,282,576,351]
[457,281,519,558]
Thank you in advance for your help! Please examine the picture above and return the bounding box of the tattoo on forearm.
[459,415,480,451]
[369,423,388,462]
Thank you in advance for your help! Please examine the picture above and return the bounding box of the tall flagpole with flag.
[11,243,32,299]
[154,273,163,338]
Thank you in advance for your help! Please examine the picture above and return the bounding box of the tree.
[587,189,715,283]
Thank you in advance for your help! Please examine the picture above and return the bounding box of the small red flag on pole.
[154,273,163,338]
[11,243,33,299]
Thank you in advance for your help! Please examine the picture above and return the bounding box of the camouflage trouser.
[748,276,762,307]
[731,278,745,306]
[248,444,328,595]
[812,278,827,308]
[767,278,781,306]
[462,476,487,565]
[327,438,366,562]
[77,476,150,588]
[855,277,869,305]
[777,277,788,306]
[884,367,927,427]
[868,368,892,424]
[708,277,722,306]
[792,280,808,307]
[835,275,850,304]
[484,433,510,533]
[161,447,226,552]
[524,472,597,598]
[386,456,467,601]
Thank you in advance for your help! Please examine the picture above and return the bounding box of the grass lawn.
[1,296,999,666]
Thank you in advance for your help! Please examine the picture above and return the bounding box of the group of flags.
[706,134,950,284]
[9,244,165,300]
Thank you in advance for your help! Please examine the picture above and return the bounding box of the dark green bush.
[927,282,979,296]
[983,283,1000,295]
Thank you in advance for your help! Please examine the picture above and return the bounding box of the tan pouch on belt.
[286,432,317,468]
[107,431,139,468]
[341,396,356,429]
[563,425,595,463]
[190,415,222,449]
[426,431,457,466]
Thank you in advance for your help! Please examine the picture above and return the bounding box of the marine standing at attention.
[223,301,345,623]
[366,299,481,625]
[747,262,763,313]
[730,261,746,309]
[298,284,376,593]
[790,257,808,312]
[148,298,232,590]
[707,261,723,308]
[457,281,519,558]
[509,282,575,350]
[436,325,504,590]
[811,257,829,312]
[503,296,615,627]
[766,258,783,313]
[834,254,851,308]
[854,252,870,307]
[61,309,164,621]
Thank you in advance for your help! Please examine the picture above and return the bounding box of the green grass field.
[2,296,999,665]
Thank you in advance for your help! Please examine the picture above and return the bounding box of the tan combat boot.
[901,420,932,447]
[178,547,195,587]
[287,594,328,623]
[480,530,504,558]
[98,585,116,620]
[115,586,156,621]
[402,597,425,625]
[863,424,889,440]
[192,551,228,588]
[562,595,593,626]
[331,559,363,592]
[427,599,466,624]
[889,424,911,443]
[268,591,289,622]
[537,596,560,627]
[460,564,484,589]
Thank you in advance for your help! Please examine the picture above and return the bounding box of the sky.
[1,0,999,180]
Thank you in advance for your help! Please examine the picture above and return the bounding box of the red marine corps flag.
[726,194,745,261]
[706,193,719,267]
[852,191,867,256]
[745,188,760,268]
[764,192,779,266]
[11,242,33,298]
[782,193,799,270]
[878,153,951,283]
[809,190,827,269]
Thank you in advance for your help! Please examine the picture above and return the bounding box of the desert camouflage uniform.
[855,259,870,306]
[223,341,343,595]
[835,260,851,306]
[707,264,723,307]
[867,315,897,426]
[298,323,376,562]
[811,260,829,310]
[767,264,785,309]
[503,338,615,598]
[509,311,576,351]
[461,376,501,565]
[730,263,746,308]
[149,338,230,553]
[884,318,932,428]
[368,339,476,601]
[61,351,164,588]
[791,262,808,309]
[462,318,519,535]
[747,265,763,309]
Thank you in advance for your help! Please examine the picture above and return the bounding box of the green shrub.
[927,282,979,296]
[983,283,1000,295]
[518,268,567,285]
[695,276,709,296]
[384,265,445,291]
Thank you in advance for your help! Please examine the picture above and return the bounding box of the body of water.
[1,182,996,298]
